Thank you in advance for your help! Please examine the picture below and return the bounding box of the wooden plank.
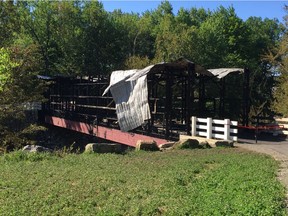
[212,126,225,132]
[196,125,207,130]
[212,119,225,124]
[214,134,225,139]
[50,95,113,99]
[197,118,207,123]
[75,104,116,110]
[230,128,238,134]
[198,131,207,137]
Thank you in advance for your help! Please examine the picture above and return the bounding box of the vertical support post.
[165,68,172,139]
[255,116,259,143]
[207,117,212,139]
[147,75,152,133]
[242,68,250,126]
[224,119,230,140]
[191,116,197,136]
[181,77,185,124]
[198,75,205,116]
[219,78,226,118]
[186,63,195,135]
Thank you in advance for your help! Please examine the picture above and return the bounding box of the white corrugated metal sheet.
[208,68,244,79]
[103,69,151,132]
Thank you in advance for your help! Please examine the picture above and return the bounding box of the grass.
[0,148,286,215]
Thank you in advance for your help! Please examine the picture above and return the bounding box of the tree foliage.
[270,6,288,116]
[0,48,18,91]
[0,0,285,149]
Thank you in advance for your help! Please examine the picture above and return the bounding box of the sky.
[100,1,287,23]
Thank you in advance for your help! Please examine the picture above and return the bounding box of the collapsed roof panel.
[208,68,244,79]
[103,58,214,132]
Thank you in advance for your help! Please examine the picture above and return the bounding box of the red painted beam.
[45,116,170,147]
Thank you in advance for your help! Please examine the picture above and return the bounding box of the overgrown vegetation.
[0,46,46,152]
[0,148,286,215]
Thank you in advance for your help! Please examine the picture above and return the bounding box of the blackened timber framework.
[40,60,250,146]
[145,62,198,139]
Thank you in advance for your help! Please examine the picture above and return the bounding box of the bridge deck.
[45,115,171,147]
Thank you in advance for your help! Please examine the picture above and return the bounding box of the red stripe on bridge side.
[45,116,170,147]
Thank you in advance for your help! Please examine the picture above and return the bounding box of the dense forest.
[0,1,287,150]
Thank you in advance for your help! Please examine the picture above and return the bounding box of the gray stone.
[22,145,52,153]
[158,142,175,151]
[173,139,200,149]
[179,135,234,148]
[85,143,122,153]
[135,140,159,151]
[199,140,211,149]
[214,140,234,147]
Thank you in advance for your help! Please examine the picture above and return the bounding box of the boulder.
[199,140,211,149]
[135,140,159,151]
[179,135,234,148]
[173,139,200,149]
[158,142,175,151]
[214,140,234,147]
[22,145,52,153]
[85,143,122,153]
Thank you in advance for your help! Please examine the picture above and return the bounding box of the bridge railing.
[191,116,238,141]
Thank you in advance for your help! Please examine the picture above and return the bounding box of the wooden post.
[243,68,250,126]
[207,117,212,139]
[191,116,197,136]
[219,78,226,118]
[165,68,172,139]
[198,75,205,115]
[186,63,195,135]
[224,119,230,140]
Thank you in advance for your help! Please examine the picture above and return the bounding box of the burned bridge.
[39,58,249,147]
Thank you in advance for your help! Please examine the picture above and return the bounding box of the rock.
[199,140,211,149]
[22,145,52,153]
[135,140,159,151]
[158,142,175,151]
[179,135,234,148]
[85,143,122,153]
[173,139,200,149]
[214,140,234,147]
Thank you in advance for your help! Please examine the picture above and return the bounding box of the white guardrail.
[191,116,238,141]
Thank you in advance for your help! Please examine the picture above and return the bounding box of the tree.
[0,1,20,47]
[245,16,283,117]
[195,6,248,68]
[154,13,177,61]
[0,48,18,91]
[0,44,46,151]
[48,1,84,75]
[18,1,62,75]
[270,6,288,116]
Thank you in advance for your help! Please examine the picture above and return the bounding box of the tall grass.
[0,148,286,215]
